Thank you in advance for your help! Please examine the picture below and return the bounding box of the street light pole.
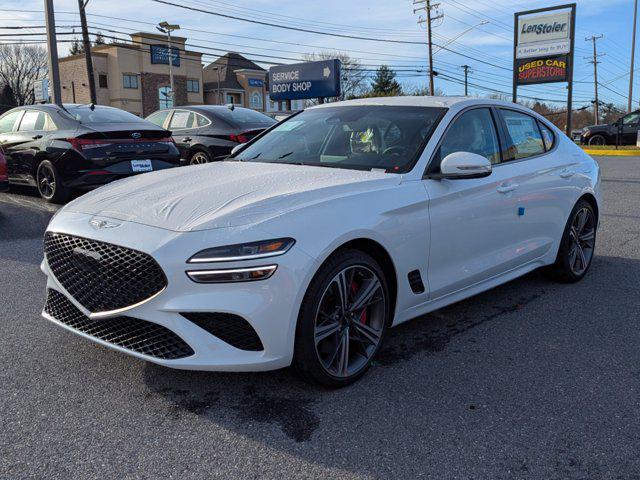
[157,21,180,104]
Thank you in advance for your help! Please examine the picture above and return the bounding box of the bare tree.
[0,44,48,106]
[303,51,369,102]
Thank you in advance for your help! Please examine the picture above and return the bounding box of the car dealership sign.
[513,4,576,135]
[268,59,341,101]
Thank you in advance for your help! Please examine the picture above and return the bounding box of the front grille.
[44,289,194,360]
[44,232,167,313]
[181,312,264,351]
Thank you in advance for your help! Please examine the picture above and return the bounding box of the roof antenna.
[227,102,235,111]
[89,103,95,111]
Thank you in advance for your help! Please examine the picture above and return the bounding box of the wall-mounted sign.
[516,54,569,85]
[269,59,341,101]
[150,45,180,67]
[248,78,264,87]
[33,78,50,103]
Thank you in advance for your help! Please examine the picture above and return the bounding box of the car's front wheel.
[293,250,390,388]
[546,199,597,283]
[588,134,607,146]
[37,160,69,203]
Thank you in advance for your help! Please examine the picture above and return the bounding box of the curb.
[582,149,640,156]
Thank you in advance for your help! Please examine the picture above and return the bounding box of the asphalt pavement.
[1,157,639,479]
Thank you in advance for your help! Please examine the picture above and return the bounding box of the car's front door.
[0,109,26,182]
[620,112,640,145]
[423,107,525,300]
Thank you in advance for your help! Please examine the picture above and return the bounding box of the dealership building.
[58,32,204,117]
[57,33,302,116]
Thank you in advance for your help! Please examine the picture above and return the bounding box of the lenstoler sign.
[517,11,571,59]
[269,59,341,101]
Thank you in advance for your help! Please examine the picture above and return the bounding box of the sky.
[1,0,636,110]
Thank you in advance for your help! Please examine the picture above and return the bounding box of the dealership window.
[122,74,139,89]
[158,86,173,109]
[186,79,200,93]
[500,109,545,160]
[249,92,263,110]
[98,74,108,89]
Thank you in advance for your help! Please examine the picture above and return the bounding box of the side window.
[18,111,46,131]
[169,110,194,130]
[146,110,170,128]
[538,121,555,151]
[500,109,545,160]
[622,112,640,126]
[439,108,501,165]
[0,110,23,134]
[194,113,210,128]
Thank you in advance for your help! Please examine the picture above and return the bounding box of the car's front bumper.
[41,211,319,371]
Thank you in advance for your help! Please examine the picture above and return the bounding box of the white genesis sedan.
[41,97,600,387]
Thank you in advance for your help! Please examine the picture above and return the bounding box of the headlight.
[187,238,295,263]
[186,265,277,283]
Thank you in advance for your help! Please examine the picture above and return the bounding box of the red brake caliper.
[351,281,367,324]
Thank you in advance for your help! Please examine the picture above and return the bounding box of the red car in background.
[0,148,8,192]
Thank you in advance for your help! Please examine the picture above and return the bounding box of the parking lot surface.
[1,156,639,479]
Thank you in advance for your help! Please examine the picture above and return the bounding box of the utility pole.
[629,0,638,112]
[78,0,97,104]
[414,0,443,95]
[585,34,604,125]
[44,0,62,106]
[461,65,470,96]
[157,22,180,104]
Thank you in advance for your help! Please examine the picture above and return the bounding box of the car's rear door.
[423,106,526,299]
[496,108,578,261]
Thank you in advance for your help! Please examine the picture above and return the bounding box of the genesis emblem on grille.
[89,218,121,230]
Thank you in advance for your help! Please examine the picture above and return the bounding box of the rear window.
[64,106,145,124]
[214,107,276,127]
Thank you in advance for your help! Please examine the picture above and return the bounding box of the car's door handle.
[559,169,575,178]
[182,137,192,142]
[32,135,43,140]
[497,183,519,194]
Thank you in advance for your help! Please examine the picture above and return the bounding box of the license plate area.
[131,160,153,172]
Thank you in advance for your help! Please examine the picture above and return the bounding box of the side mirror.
[433,151,492,179]
[230,144,243,156]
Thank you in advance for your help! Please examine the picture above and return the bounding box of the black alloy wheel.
[546,199,597,282]
[189,150,211,165]
[294,250,390,388]
[37,160,69,203]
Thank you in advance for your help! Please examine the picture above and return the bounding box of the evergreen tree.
[370,65,402,96]
[69,37,84,55]
[94,32,105,46]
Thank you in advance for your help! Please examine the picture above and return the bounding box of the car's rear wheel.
[293,250,390,388]
[588,134,607,146]
[189,150,211,165]
[546,199,596,283]
[37,160,69,203]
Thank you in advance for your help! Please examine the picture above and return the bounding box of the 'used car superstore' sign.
[269,59,341,101]
[516,55,569,84]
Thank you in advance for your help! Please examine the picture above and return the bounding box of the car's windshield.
[234,105,445,173]
[64,106,146,124]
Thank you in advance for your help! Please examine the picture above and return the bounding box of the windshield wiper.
[277,151,294,159]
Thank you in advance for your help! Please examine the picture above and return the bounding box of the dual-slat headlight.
[185,238,295,283]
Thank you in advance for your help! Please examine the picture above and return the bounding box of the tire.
[36,160,69,203]
[588,134,607,146]
[293,249,390,388]
[188,150,211,165]
[545,199,597,283]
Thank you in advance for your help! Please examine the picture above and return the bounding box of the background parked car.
[0,148,8,192]
[581,110,640,146]
[0,104,180,203]
[146,105,276,165]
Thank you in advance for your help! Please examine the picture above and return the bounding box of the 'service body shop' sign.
[269,59,341,101]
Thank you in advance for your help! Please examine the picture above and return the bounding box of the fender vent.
[408,270,425,294]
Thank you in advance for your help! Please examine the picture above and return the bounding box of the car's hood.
[64,161,400,232]
[584,124,611,133]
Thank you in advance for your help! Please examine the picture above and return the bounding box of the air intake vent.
[44,289,194,360]
[408,270,425,294]
[181,312,264,351]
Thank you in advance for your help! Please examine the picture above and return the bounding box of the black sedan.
[0,104,180,203]
[146,105,276,165]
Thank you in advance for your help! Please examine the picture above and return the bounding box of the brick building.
[58,32,203,117]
